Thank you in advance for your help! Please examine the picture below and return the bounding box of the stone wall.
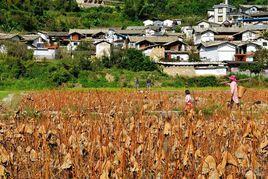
[162,66,196,77]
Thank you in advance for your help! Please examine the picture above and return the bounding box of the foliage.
[0,41,33,60]
[254,48,268,67]
[0,0,266,31]
[102,48,159,72]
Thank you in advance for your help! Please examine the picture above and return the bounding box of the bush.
[0,41,33,60]
[186,76,219,87]
[50,67,72,86]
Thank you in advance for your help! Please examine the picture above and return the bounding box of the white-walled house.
[234,42,261,62]
[181,26,194,38]
[255,37,268,49]
[163,20,174,27]
[242,30,258,41]
[22,35,46,49]
[143,20,154,26]
[199,41,237,61]
[197,21,211,29]
[233,30,258,41]
[94,40,112,58]
[194,30,216,45]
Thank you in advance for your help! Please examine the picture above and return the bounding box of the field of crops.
[0,89,267,178]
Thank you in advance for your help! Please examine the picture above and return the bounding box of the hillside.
[0,0,267,32]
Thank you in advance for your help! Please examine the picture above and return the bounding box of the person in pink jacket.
[228,75,240,109]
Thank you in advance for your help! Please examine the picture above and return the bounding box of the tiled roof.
[128,36,179,43]
[0,33,20,40]
[22,35,40,41]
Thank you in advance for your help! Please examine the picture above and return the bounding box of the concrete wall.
[195,68,227,76]
[163,66,196,77]
[162,66,227,76]
[34,49,58,59]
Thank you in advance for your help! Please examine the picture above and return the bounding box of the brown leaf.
[61,153,72,170]
[245,170,256,179]
[202,155,217,174]
[30,149,38,162]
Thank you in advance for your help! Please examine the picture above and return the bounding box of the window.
[218,8,223,14]
[73,42,78,46]
[200,25,204,28]
[218,16,223,22]
[263,42,267,46]
[36,43,44,49]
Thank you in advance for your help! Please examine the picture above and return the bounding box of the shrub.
[0,41,33,60]
[50,67,72,86]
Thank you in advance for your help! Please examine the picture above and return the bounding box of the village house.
[67,32,85,51]
[232,30,259,41]
[239,5,268,15]
[21,34,47,49]
[44,31,69,46]
[193,29,216,45]
[234,41,261,62]
[255,37,268,49]
[195,20,221,29]
[198,41,237,62]
[127,36,179,49]
[0,33,22,54]
[142,45,165,62]
[94,40,112,58]
[210,1,236,24]
[0,33,22,42]
[143,20,154,27]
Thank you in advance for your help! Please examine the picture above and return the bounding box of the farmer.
[146,78,152,91]
[228,75,240,109]
[135,78,139,90]
[184,89,194,111]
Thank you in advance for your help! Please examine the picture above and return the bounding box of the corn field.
[0,89,267,178]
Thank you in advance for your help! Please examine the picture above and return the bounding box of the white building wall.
[214,7,227,24]
[242,31,257,41]
[217,43,236,61]
[195,68,227,76]
[200,46,218,61]
[34,49,57,59]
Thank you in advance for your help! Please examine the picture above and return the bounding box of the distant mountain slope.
[0,0,266,32]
